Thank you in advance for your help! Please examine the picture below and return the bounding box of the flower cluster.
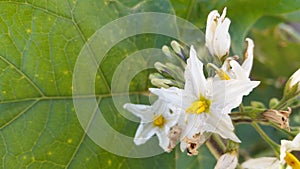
[124,7,260,156]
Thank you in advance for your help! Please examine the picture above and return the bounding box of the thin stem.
[274,97,287,110]
[270,122,296,137]
[212,134,227,152]
[206,141,221,159]
[252,122,280,157]
[205,134,227,159]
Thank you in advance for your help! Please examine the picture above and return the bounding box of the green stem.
[206,141,221,159]
[252,122,280,157]
[270,122,296,137]
[274,93,299,110]
[274,97,287,110]
[212,134,227,152]
[205,134,227,159]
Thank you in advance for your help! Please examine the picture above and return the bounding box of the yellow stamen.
[207,63,231,80]
[285,152,300,169]
[186,97,210,114]
[217,70,231,80]
[153,114,165,128]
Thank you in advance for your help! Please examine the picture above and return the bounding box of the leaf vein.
[0,99,39,130]
[0,55,45,97]
[64,98,102,168]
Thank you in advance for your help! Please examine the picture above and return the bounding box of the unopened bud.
[162,45,172,58]
[205,7,231,59]
[290,68,300,92]
[284,68,300,99]
[214,151,238,169]
[149,73,175,88]
[269,98,279,109]
[171,40,182,55]
[154,62,185,82]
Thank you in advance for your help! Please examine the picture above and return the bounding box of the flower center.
[284,152,300,169]
[186,96,211,114]
[153,114,165,128]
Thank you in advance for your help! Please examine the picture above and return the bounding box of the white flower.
[289,68,300,92]
[242,133,300,169]
[150,46,260,151]
[206,7,231,59]
[123,98,179,151]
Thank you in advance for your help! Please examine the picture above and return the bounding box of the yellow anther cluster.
[186,97,210,114]
[153,114,166,128]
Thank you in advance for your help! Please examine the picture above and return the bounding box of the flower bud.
[162,45,172,58]
[284,68,300,98]
[214,151,238,169]
[290,68,300,92]
[205,7,231,59]
[149,73,178,88]
[154,62,185,82]
[171,41,183,56]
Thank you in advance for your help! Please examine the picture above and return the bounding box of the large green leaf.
[0,0,180,168]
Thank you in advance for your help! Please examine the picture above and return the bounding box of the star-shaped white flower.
[123,98,179,151]
[151,46,260,152]
[242,132,300,169]
[206,7,231,59]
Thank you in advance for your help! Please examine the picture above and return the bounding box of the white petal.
[149,87,184,107]
[179,113,205,152]
[134,123,157,145]
[220,7,227,21]
[212,79,260,112]
[280,132,300,163]
[230,60,248,80]
[185,46,207,99]
[242,157,279,169]
[123,103,153,122]
[175,108,188,130]
[203,110,241,142]
[290,68,300,88]
[214,152,238,169]
[242,38,254,77]
[206,10,220,56]
[165,110,181,128]
[181,114,204,139]
[156,130,169,151]
[213,18,231,58]
[180,141,188,152]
